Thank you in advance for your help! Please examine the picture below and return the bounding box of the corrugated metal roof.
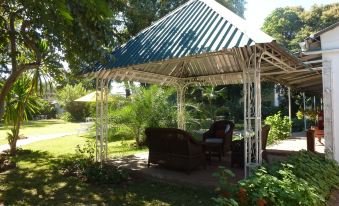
[313,21,339,37]
[85,0,273,73]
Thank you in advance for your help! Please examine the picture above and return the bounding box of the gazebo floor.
[109,152,244,189]
[109,132,324,189]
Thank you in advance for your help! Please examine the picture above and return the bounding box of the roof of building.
[313,21,339,37]
[83,0,273,73]
[84,0,322,95]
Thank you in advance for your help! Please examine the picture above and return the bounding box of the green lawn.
[0,119,82,145]
[22,135,147,157]
[0,135,214,205]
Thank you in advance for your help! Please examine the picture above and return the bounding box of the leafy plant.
[273,151,339,199]
[60,112,73,122]
[213,151,339,206]
[109,85,176,146]
[4,76,41,155]
[212,167,239,206]
[60,140,128,185]
[264,111,292,145]
[239,165,322,206]
[36,99,57,119]
[57,83,91,122]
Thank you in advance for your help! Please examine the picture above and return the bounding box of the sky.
[245,0,339,29]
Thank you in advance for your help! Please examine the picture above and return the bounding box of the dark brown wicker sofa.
[145,128,205,173]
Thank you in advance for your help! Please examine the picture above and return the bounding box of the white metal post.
[243,45,262,177]
[95,78,99,161]
[303,92,307,131]
[288,87,292,134]
[95,78,109,162]
[177,84,186,130]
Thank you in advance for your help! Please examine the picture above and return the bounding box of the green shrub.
[269,151,339,199]
[60,140,128,185]
[213,151,339,206]
[109,85,177,146]
[57,84,91,121]
[60,112,72,122]
[36,99,57,119]
[239,165,322,206]
[264,111,292,145]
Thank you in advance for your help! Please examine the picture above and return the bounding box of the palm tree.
[4,75,41,155]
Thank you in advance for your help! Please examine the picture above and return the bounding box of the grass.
[22,135,147,157]
[0,135,214,205]
[0,119,81,145]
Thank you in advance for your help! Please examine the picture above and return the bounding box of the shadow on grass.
[1,150,214,205]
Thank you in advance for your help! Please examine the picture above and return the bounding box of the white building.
[302,22,339,162]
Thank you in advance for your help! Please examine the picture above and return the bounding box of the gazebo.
[82,0,321,176]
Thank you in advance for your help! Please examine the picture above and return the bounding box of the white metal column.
[288,87,292,134]
[322,61,334,158]
[303,92,307,131]
[177,84,187,130]
[95,78,109,162]
[243,46,262,177]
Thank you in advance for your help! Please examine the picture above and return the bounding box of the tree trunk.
[9,127,19,156]
[0,72,20,120]
[0,63,39,120]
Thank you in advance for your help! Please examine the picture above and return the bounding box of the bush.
[60,140,129,185]
[57,84,91,122]
[213,151,339,206]
[264,111,292,145]
[60,112,72,122]
[270,151,339,199]
[239,165,322,206]
[36,99,57,119]
[109,85,177,146]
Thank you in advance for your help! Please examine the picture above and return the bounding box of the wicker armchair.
[145,128,205,173]
[203,120,235,156]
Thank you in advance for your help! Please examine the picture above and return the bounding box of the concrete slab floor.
[109,152,244,189]
[267,132,325,153]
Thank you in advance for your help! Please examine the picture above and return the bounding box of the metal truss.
[95,78,109,162]
[243,46,262,177]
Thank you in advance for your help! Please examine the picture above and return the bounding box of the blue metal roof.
[86,0,273,73]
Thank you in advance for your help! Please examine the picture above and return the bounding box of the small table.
[202,141,223,164]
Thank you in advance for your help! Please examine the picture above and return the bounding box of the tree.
[263,3,339,51]
[122,0,246,39]
[216,0,246,18]
[4,76,41,155]
[57,83,90,122]
[0,0,124,119]
[110,85,176,146]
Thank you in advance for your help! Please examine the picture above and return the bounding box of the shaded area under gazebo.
[83,0,322,177]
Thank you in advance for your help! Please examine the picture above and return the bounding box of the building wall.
[321,26,339,162]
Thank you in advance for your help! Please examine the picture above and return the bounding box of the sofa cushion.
[205,138,223,143]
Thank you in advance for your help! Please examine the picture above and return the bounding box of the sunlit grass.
[1,135,213,205]
[0,119,81,145]
[21,135,147,157]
